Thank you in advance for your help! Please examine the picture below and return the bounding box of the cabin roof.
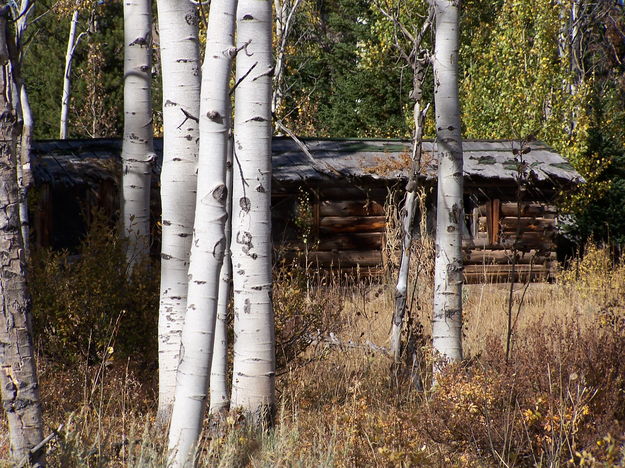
[31,137,582,188]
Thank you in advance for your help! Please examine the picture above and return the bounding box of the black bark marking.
[206,110,224,124]
[242,14,254,20]
[212,184,228,202]
[240,197,251,213]
[244,298,251,314]
[255,184,265,193]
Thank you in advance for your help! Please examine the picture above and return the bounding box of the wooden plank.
[319,216,386,233]
[487,199,501,244]
[319,200,385,217]
[317,232,384,250]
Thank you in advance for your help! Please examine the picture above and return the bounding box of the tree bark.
[210,108,234,416]
[230,0,276,422]
[59,9,80,139]
[167,0,236,464]
[391,48,429,362]
[121,0,154,267]
[156,0,201,424]
[13,0,33,257]
[431,0,463,364]
[0,7,44,466]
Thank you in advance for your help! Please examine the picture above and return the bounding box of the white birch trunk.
[230,0,276,421]
[272,0,301,116]
[60,9,79,139]
[431,0,463,364]
[210,115,234,415]
[16,85,32,257]
[121,0,154,267]
[0,9,44,465]
[167,0,236,464]
[156,0,201,423]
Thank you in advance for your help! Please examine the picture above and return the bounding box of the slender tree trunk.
[272,0,302,116]
[391,54,429,363]
[167,0,236,464]
[210,112,234,415]
[121,0,154,267]
[230,0,276,422]
[156,0,201,423]
[60,9,79,139]
[16,85,33,256]
[431,0,463,364]
[0,8,44,466]
[15,0,34,257]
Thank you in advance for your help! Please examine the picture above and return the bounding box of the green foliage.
[280,0,413,138]
[24,0,125,139]
[460,0,625,245]
[30,211,159,365]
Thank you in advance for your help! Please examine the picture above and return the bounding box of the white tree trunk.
[60,9,79,139]
[156,0,201,423]
[14,0,34,257]
[16,85,33,257]
[167,0,236,464]
[431,0,463,364]
[230,0,276,421]
[210,115,234,415]
[0,8,44,465]
[121,0,154,267]
[272,0,302,116]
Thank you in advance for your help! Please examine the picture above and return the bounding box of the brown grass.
[2,241,625,466]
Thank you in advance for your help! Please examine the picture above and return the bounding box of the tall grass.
[2,227,625,465]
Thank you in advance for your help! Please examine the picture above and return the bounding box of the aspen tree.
[430,0,463,364]
[230,0,276,421]
[121,0,154,267]
[167,0,236,463]
[0,7,44,466]
[210,116,234,415]
[156,0,201,422]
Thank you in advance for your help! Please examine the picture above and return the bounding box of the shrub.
[30,211,159,366]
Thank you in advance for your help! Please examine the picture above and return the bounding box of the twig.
[17,424,65,468]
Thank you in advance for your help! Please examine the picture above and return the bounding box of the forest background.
[26,0,625,247]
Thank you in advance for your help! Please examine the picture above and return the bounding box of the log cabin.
[30,137,582,282]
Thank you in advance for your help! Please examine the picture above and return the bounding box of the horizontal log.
[500,217,556,231]
[464,270,551,284]
[319,187,389,201]
[501,202,555,217]
[499,231,556,244]
[319,200,385,217]
[464,264,548,274]
[465,249,553,265]
[317,232,384,250]
[319,216,386,233]
[282,249,382,267]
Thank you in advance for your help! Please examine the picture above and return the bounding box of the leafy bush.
[30,211,159,366]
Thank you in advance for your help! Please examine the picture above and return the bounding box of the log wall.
[275,190,558,283]
[463,200,557,284]
[274,185,388,272]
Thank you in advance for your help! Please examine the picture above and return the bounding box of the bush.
[30,211,159,366]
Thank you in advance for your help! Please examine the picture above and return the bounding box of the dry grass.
[2,242,625,466]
